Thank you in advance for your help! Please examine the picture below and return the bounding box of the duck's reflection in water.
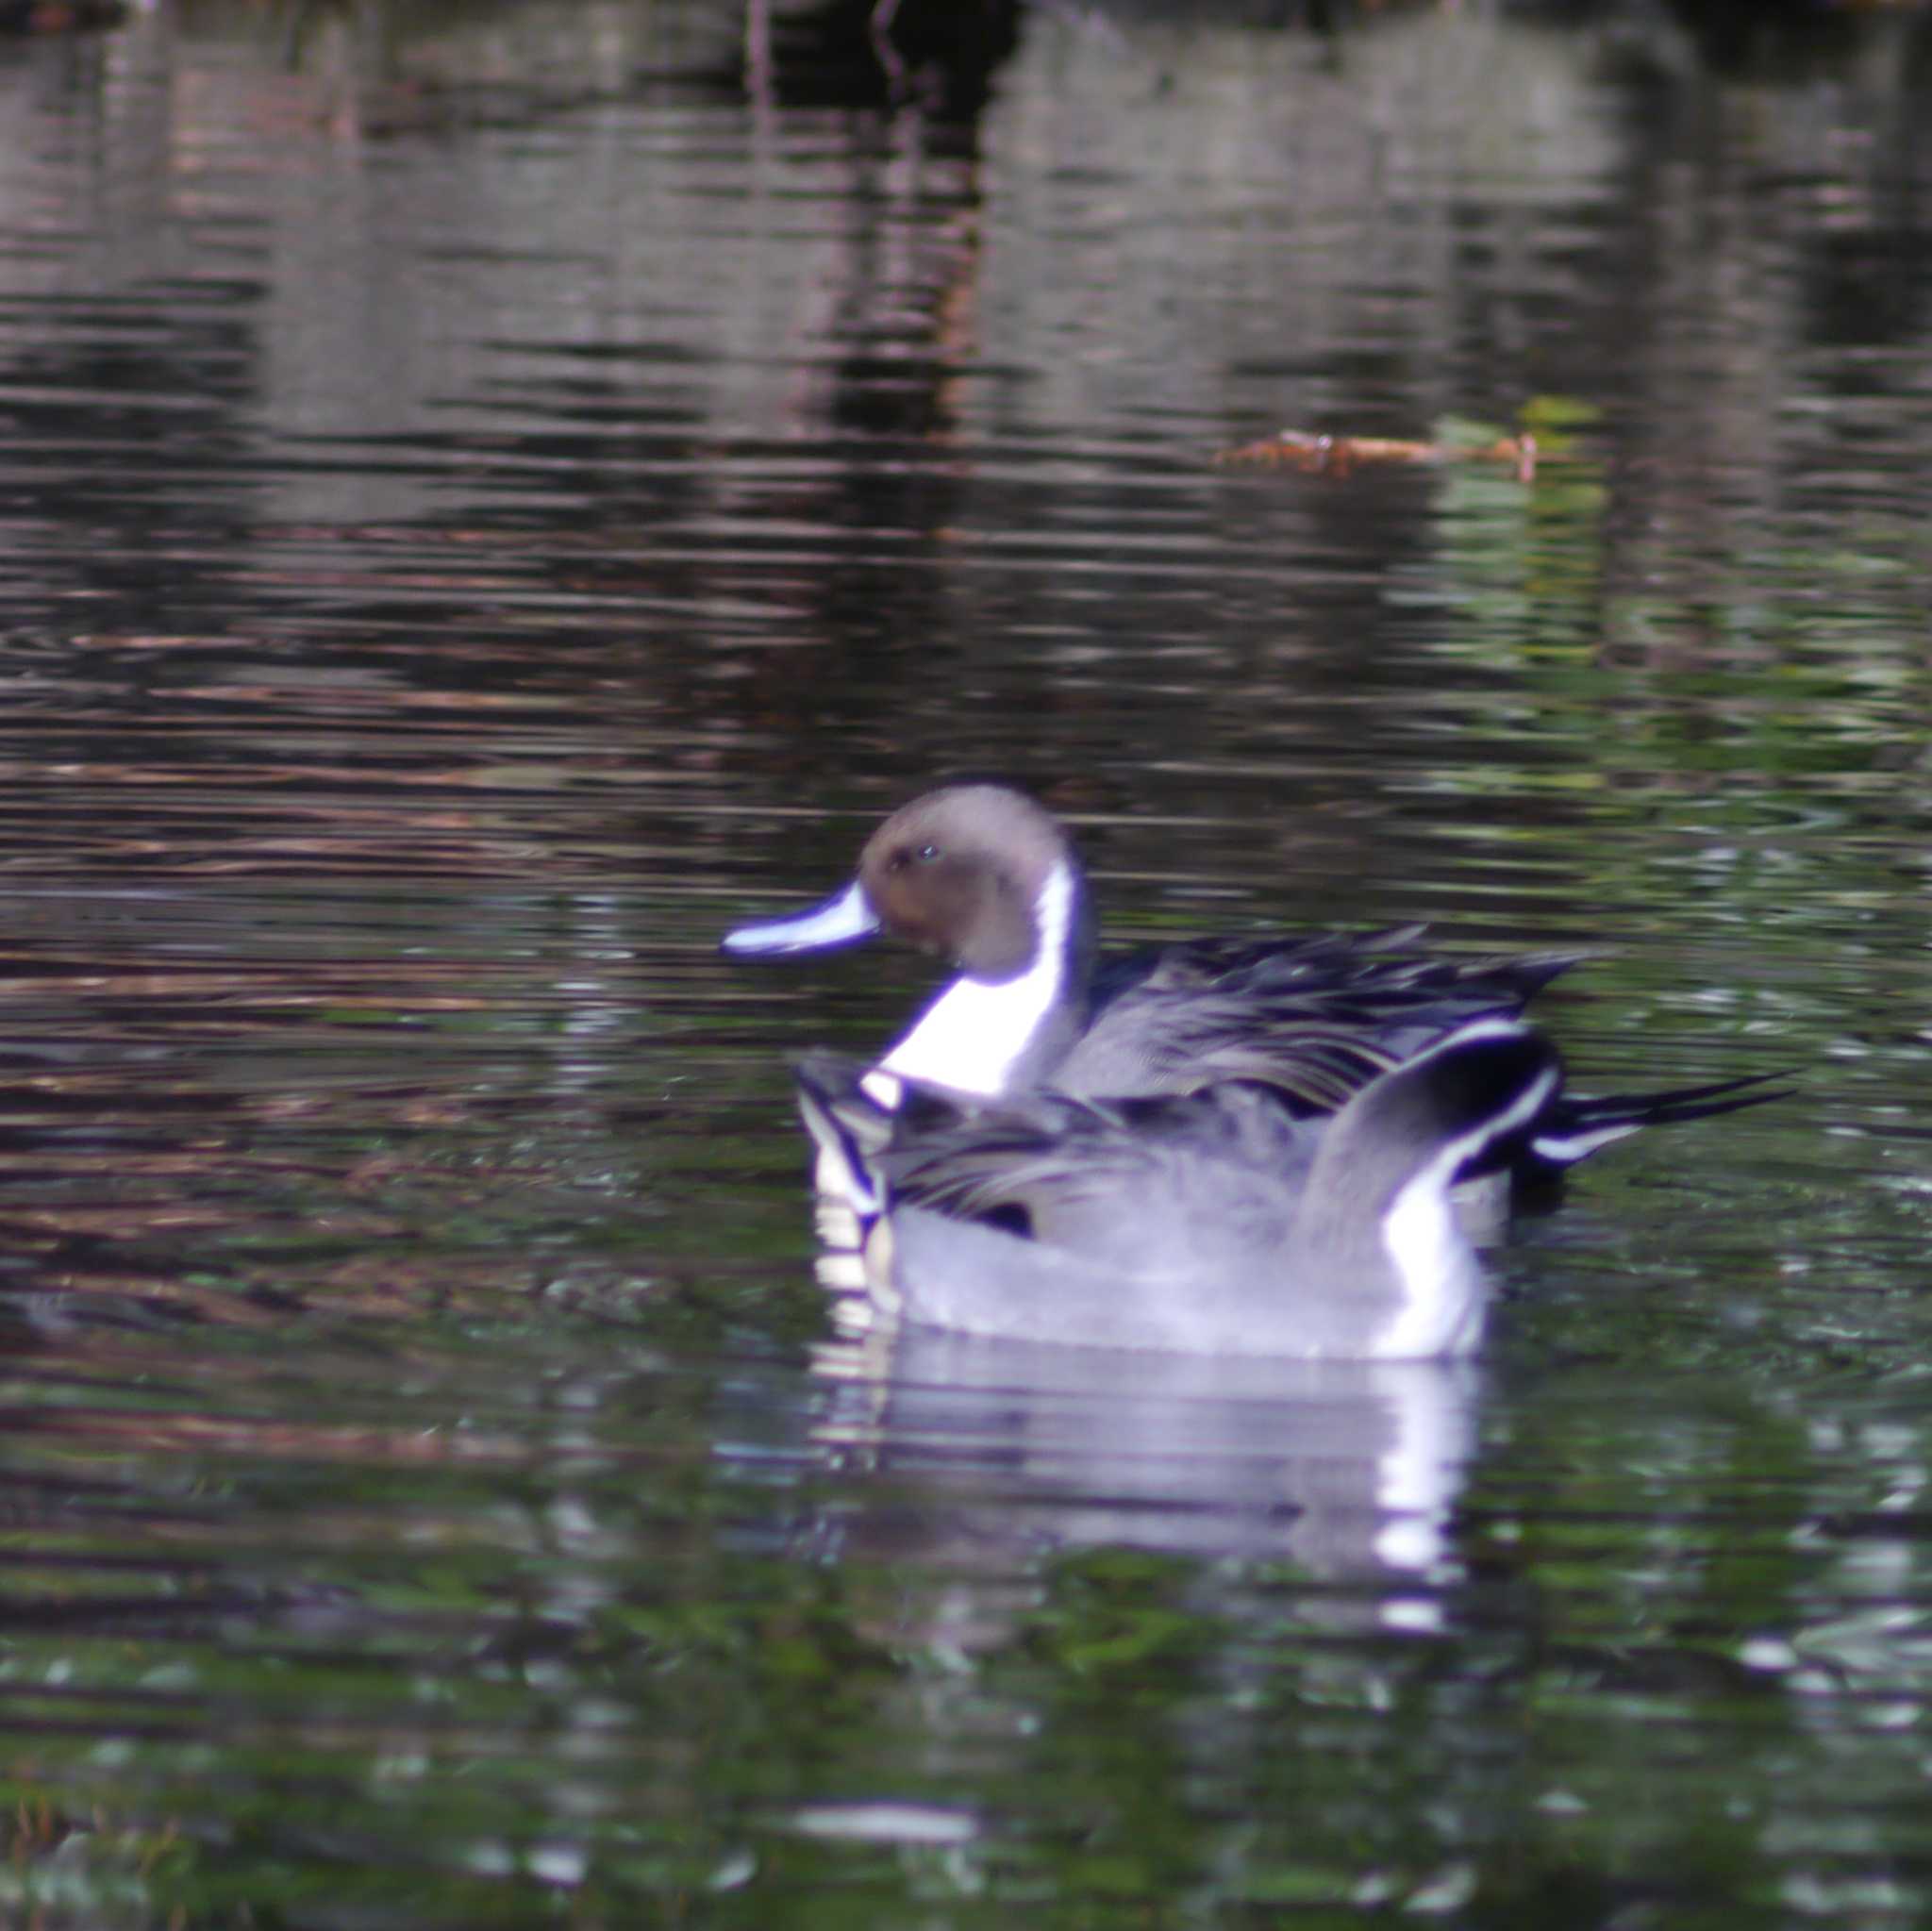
[808,1323,1485,1640]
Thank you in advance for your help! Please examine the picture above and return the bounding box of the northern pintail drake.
[791,1020,1556,1357]
[722,785,1779,1357]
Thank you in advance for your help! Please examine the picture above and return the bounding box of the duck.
[790,1018,1563,1357]
[721,784,1779,1357]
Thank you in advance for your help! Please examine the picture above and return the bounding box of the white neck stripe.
[875,860,1076,1097]
[1374,1048,1559,1358]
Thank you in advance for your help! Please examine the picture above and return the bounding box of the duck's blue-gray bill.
[722,878,882,957]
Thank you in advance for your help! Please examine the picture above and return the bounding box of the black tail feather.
[1560,1068,1791,1121]
[1522,1069,1793,1180]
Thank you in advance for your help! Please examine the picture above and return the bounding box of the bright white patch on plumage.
[859,1069,903,1109]
[1375,1187,1486,1361]
[874,861,1076,1097]
[1373,1021,1560,1359]
[801,1095,882,1218]
[1529,1121,1637,1166]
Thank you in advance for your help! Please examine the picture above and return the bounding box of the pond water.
[4,0,1932,1923]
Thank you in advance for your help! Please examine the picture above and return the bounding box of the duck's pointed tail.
[1521,1069,1792,1182]
[1307,1016,1566,1201]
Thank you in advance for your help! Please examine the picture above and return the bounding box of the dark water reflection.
[2,0,1932,1923]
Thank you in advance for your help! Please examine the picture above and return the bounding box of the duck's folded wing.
[1067,931,1588,1107]
[792,1054,1307,1245]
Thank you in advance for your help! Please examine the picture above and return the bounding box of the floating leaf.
[1213,426,1540,480]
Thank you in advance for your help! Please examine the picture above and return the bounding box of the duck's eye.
[916,843,940,862]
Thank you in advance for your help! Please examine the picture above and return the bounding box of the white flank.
[1375,1182,1486,1361]
[875,861,1076,1097]
[1374,1025,1560,1359]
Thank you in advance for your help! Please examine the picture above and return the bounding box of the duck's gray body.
[802,1021,1559,1358]
[723,784,1780,1360]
